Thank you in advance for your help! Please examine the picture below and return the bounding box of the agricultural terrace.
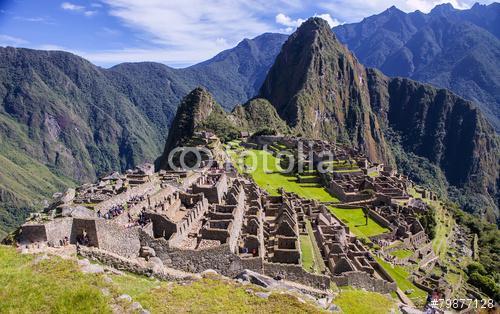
[225,143,339,203]
[300,220,327,274]
[328,207,389,240]
[375,257,427,305]
[334,289,395,314]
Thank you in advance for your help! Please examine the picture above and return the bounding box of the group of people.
[58,236,70,247]
[97,204,125,220]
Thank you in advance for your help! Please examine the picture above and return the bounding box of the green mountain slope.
[334,2,500,131]
[259,17,499,220]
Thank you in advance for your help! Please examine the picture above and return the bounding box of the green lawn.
[228,147,339,203]
[305,219,327,273]
[431,202,454,259]
[334,289,395,314]
[390,249,414,259]
[111,274,322,314]
[0,245,111,313]
[375,257,427,304]
[300,234,315,272]
[0,245,324,313]
[328,207,389,239]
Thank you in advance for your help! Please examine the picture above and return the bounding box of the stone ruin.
[14,136,438,296]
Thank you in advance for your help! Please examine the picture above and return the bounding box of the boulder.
[255,292,270,299]
[131,302,143,310]
[201,269,218,278]
[118,294,132,302]
[59,205,96,218]
[140,246,156,258]
[60,188,76,204]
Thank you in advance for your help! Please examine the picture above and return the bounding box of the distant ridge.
[334,2,500,131]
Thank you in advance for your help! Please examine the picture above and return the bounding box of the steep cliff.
[260,18,390,164]
[334,3,500,131]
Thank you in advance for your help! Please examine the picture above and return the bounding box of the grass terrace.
[300,220,327,274]
[300,234,315,272]
[334,289,395,314]
[328,207,389,240]
[226,145,339,203]
[431,202,454,259]
[375,257,427,304]
[390,249,414,259]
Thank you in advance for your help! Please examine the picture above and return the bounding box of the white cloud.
[61,2,85,11]
[78,48,214,68]
[275,12,341,32]
[313,13,341,27]
[84,10,98,16]
[37,44,68,51]
[275,13,305,27]
[0,34,28,46]
[61,2,99,17]
[318,0,496,22]
[100,0,291,64]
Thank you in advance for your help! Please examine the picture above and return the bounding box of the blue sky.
[0,0,496,68]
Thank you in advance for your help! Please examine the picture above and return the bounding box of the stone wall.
[146,212,177,239]
[331,271,397,293]
[366,208,392,229]
[19,224,47,244]
[78,247,191,282]
[262,262,330,290]
[94,179,160,212]
[71,218,99,246]
[95,220,141,258]
[192,174,227,204]
[45,218,73,245]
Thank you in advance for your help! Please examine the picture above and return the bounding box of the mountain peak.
[157,87,217,168]
[384,5,404,14]
[293,17,335,40]
[259,16,391,163]
[430,3,456,15]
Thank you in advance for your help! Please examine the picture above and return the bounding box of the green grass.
[334,289,395,314]
[390,249,414,259]
[305,219,326,273]
[110,273,323,314]
[328,207,389,240]
[0,245,325,313]
[227,147,338,203]
[300,234,315,272]
[375,257,427,304]
[0,245,111,313]
[431,202,454,259]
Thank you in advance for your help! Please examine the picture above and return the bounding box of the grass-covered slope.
[0,245,325,313]
[231,98,290,134]
[328,207,389,240]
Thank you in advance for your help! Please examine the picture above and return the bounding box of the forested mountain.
[1,3,499,236]
[259,17,499,221]
[334,2,500,131]
[0,33,287,236]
